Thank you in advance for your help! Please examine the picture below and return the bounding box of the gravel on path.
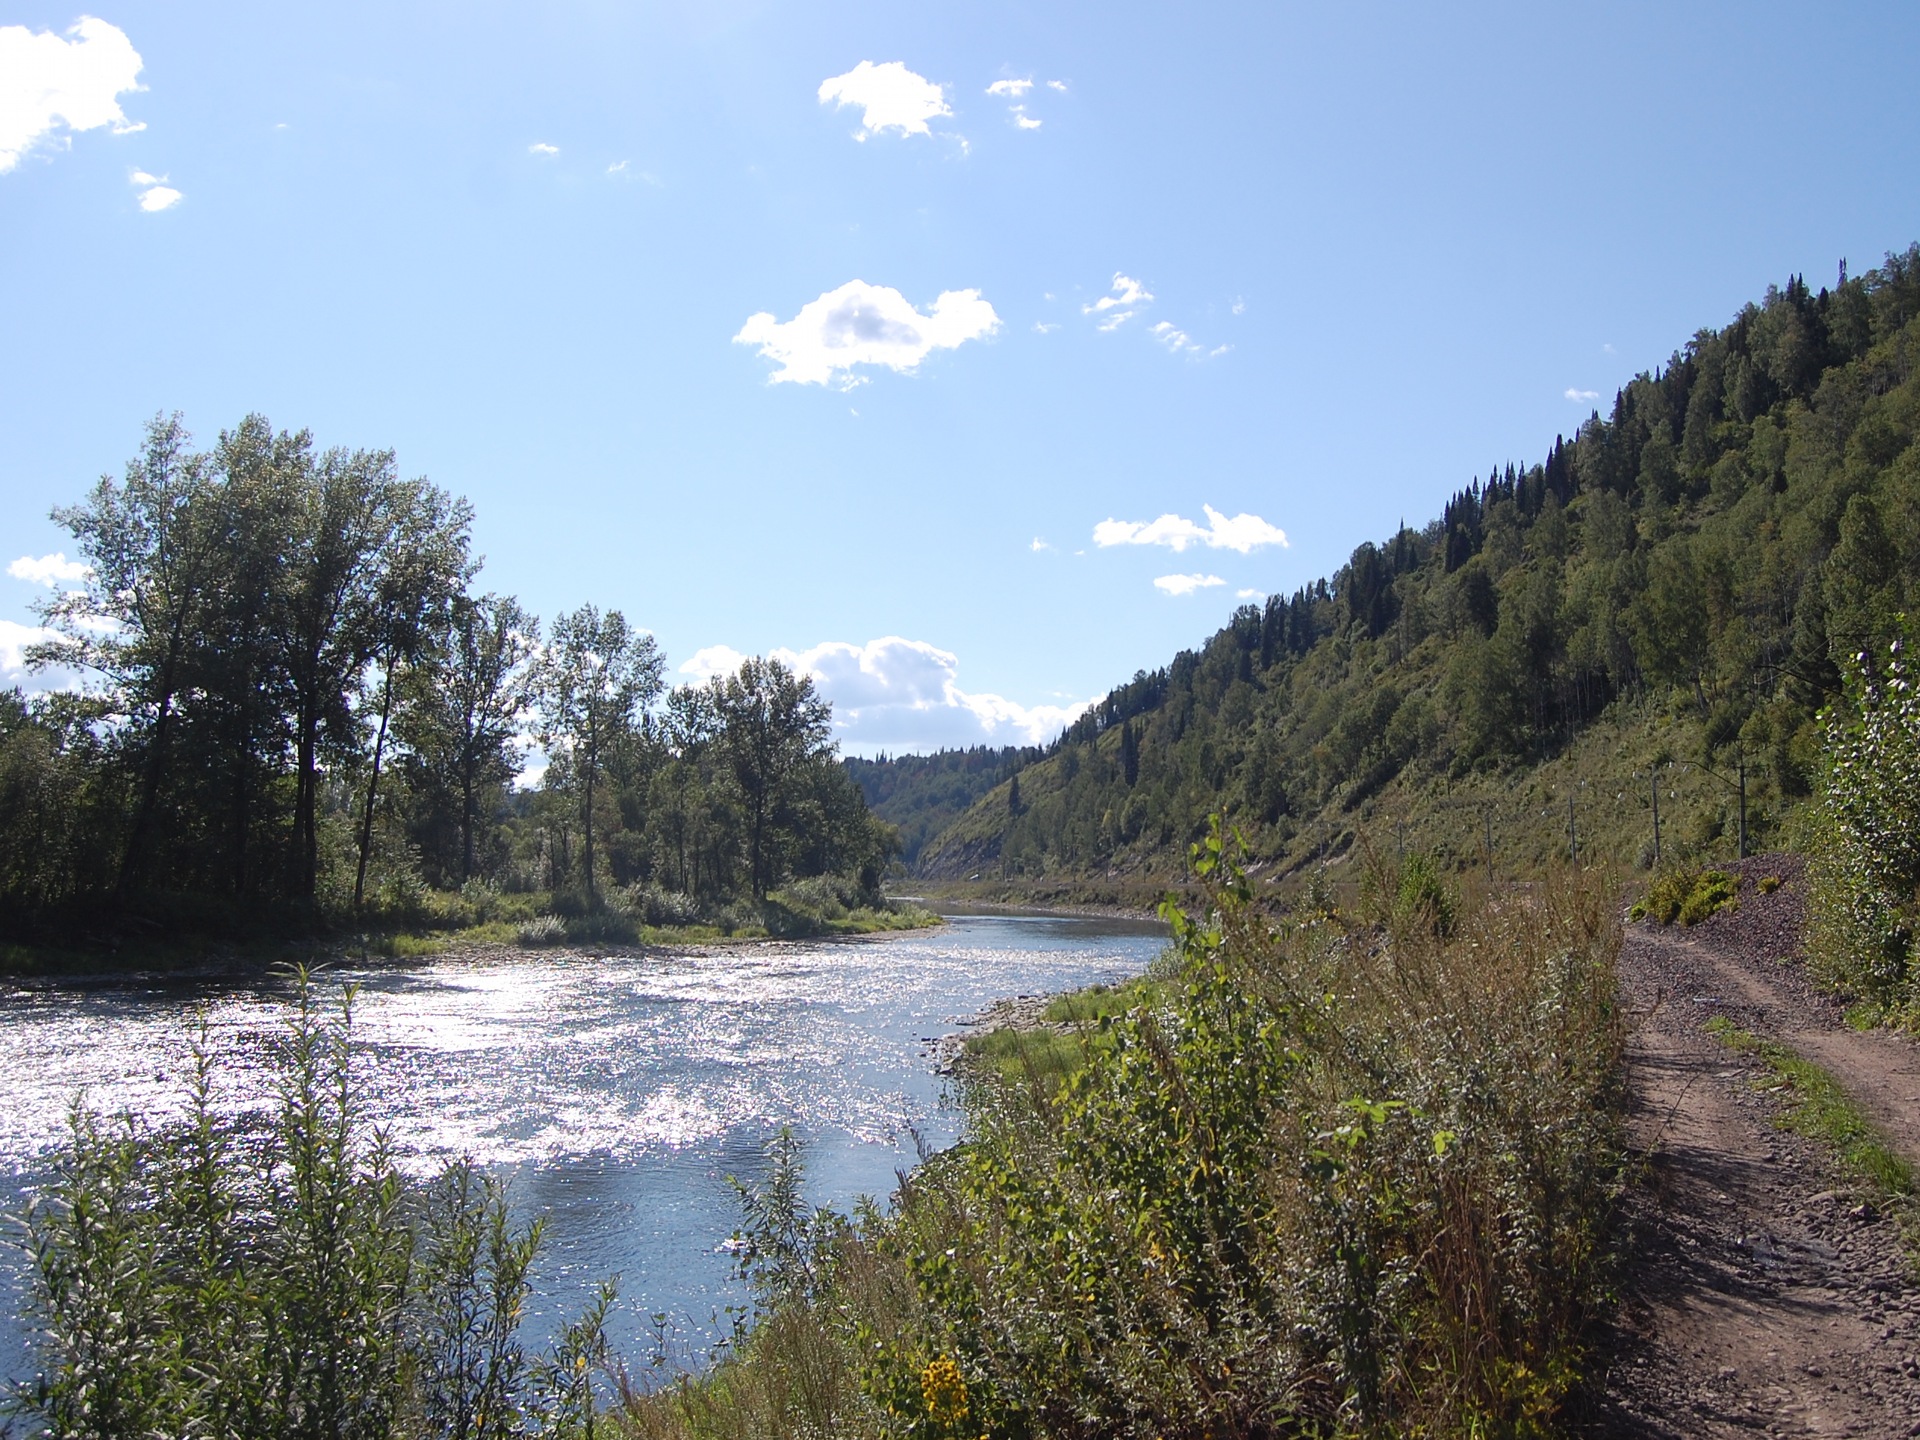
[1578,856,1920,1438]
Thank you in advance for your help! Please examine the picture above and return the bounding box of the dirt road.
[1581,857,1920,1437]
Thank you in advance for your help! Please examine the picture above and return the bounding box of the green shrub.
[868,823,1624,1437]
[1807,626,1920,1007]
[1632,866,1739,926]
[6,977,616,1438]
[515,914,566,947]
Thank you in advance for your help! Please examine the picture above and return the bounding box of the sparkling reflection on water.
[0,910,1166,1379]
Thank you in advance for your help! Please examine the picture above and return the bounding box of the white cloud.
[985,78,1032,98]
[818,61,951,140]
[1047,79,1068,92]
[0,619,84,692]
[734,279,1000,387]
[1565,387,1599,402]
[129,168,178,209]
[1238,588,1265,600]
[9,552,90,586]
[1152,320,1201,356]
[1032,320,1058,334]
[681,636,1085,754]
[1231,297,1246,315]
[0,17,145,174]
[528,142,559,156]
[1154,574,1226,597]
[678,644,749,683]
[1085,273,1152,316]
[1013,110,1042,130]
[1030,537,1050,552]
[1094,504,1289,555]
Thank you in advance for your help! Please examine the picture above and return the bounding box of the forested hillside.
[843,745,1038,865]
[899,247,1920,893]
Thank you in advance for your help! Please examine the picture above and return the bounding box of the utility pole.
[1737,747,1748,859]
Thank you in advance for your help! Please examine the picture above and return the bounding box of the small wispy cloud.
[818,61,952,141]
[129,168,178,210]
[1046,79,1068,92]
[1013,110,1042,130]
[1085,273,1153,331]
[606,160,661,185]
[1565,387,1599,402]
[528,142,559,156]
[1231,297,1246,315]
[1086,273,1151,315]
[9,552,90,586]
[1032,320,1059,334]
[985,78,1032,98]
[1030,537,1051,552]
[1152,320,1201,356]
[1095,505,1288,554]
[1237,588,1265,601]
[1154,573,1226,597]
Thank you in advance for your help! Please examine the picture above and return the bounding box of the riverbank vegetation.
[0,417,900,963]
[855,247,1920,901]
[7,977,617,1439]
[628,832,1625,1438]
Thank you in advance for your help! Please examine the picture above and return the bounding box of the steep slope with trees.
[843,744,1040,867]
[907,247,1920,893]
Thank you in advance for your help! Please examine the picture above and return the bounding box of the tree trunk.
[459,752,476,885]
[581,758,597,908]
[352,653,397,914]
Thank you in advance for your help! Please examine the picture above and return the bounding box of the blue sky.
[5,1,1919,756]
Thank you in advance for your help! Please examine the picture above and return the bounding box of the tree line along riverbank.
[0,414,905,967]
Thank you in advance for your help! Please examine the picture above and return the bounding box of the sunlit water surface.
[0,910,1165,1381]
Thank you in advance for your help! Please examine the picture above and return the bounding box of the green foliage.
[844,745,1040,868]
[820,827,1617,1437]
[1630,867,1740,925]
[623,829,1624,1439]
[888,247,1920,892]
[0,418,904,954]
[5,976,617,1438]
[1806,624,1920,1008]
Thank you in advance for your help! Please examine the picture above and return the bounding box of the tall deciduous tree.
[707,658,833,898]
[350,484,475,911]
[34,414,224,894]
[398,595,540,885]
[535,607,664,907]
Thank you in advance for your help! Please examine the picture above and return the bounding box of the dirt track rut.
[1581,858,1920,1437]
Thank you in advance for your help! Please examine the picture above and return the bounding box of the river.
[0,908,1167,1382]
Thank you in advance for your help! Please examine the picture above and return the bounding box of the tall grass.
[627,827,1626,1439]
